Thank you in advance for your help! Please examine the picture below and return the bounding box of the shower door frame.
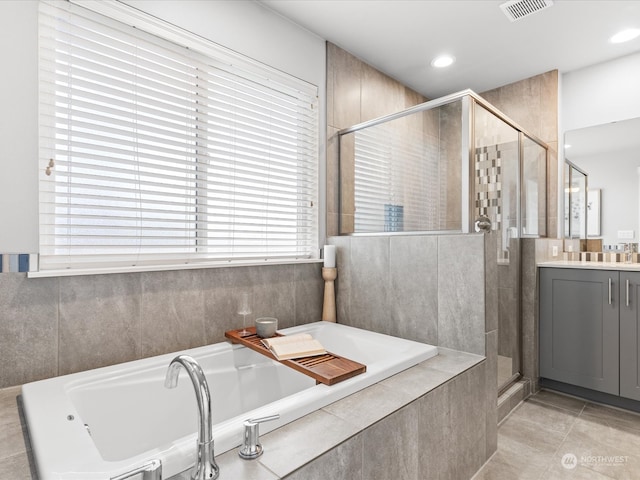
[337,89,549,236]
[337,89,549,394]
[468,95,549,394]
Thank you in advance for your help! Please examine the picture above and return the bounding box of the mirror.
[564,117,640,246]
[563,161,587,239]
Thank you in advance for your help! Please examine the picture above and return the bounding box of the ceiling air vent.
[500,0,554,22]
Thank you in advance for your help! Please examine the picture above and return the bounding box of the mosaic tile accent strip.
[0,254,33,273]
[563,251,640,264]
[475,145,502,230]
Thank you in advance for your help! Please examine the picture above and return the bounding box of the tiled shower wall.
[327,42,559,238]
[326,42,428,237]
[475,144,510,233]
[497,238,521,389]
[0,263,323,389]
[480,71,559,236]
[521,237,565,393]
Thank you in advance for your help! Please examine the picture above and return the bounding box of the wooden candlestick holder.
[322,267,337,322]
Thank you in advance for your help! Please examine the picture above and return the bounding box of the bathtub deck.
[1,347,484,480]
[225,327,367,385]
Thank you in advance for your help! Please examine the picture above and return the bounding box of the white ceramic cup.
[255,317,278,338]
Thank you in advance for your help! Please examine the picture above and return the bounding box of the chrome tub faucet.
[165,355,219,480]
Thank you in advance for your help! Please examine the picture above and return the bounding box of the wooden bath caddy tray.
[225,327,366,386]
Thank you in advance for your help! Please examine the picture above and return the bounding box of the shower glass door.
[338,91,548,393]
[474,103,522,391]
[522,136,547,237]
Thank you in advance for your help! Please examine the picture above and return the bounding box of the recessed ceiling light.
[431,55,455,68]
[610,28,640,44]
[564,144,572,149]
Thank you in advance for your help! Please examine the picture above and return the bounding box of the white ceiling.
[259,0,640,99]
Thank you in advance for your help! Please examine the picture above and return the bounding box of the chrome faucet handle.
[238,414,280,460]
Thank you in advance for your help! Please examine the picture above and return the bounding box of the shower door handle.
[474,216,491,233]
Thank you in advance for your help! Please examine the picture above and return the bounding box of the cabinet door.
[620,272,640,401]
[540,268,619,395]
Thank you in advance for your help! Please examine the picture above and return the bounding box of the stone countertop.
[538,260,640,272]
[0,348,484,480]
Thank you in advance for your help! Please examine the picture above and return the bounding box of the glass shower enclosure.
[338,90,548,393]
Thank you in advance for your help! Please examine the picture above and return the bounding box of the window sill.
[28,258,323,278]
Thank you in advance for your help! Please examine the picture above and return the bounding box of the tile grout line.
[538,402,587,480]
[486,392,640,480]
[573,402,632,480]
[511,396,588,480]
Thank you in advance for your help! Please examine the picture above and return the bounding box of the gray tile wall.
[521,237,564,394]
[0,263,324,389]
[284,362,488,480]
[497,237,521,376]
[484,232,499,458]
[480,70,559,237]
[332,233,486,355]
[438,234,486,355]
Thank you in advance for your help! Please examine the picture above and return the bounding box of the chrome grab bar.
[111,459,162,480]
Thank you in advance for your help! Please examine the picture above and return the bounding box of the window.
[38,1,318,273]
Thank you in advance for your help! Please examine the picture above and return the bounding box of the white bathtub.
[23,321,437,479]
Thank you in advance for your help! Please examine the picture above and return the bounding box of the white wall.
[562,52,640,132]
[0,1,39,252]
[571,149,640,245]
[0,0,326,252]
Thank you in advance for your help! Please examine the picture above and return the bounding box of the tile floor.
[473,389,640,479]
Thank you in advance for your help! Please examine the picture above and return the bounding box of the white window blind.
[38,1,318,272]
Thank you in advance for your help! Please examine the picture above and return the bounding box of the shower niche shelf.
[225,327,366,385]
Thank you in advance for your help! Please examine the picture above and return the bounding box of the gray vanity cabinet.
[540,268,619,395]
[620,272,640,401]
